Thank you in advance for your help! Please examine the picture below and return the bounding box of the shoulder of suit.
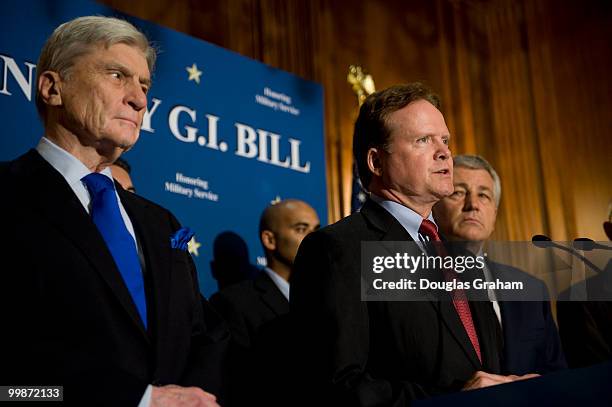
[316,211,376,246]
[0,156,31,205]
[311,211,369,240]
[118,187,183,224]
[119,188,165,211]
[489,260,548,292]
[296,213,372,267]
[1,153,27,179]
[209,279,264,314]
[0,161,9,178]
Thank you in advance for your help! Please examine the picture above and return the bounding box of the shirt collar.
[36,136,114,185]
[264,267,290,301]
[370,193,437,242]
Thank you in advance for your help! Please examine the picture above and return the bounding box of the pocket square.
[171,227,194,251]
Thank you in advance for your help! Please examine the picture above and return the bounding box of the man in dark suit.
[555,210,612,368]
[0,16,227,406]
[291,83,536,406]
[557,261,612,368]
[211,199,320,406]
[432,154,567,375]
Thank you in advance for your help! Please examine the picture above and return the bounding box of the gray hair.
[453,154,501,207]
[35,16,157,118]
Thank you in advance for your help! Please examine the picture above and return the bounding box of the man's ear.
[367,147,384,177]
[38,71,63,107]
[261,230,276,251]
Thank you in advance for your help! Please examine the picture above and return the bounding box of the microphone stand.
[532,235,602,274]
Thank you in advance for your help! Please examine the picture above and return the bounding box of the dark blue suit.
[489,261,567,374]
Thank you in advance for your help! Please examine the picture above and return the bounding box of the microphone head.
[532,234,552,248]
[573,238,595,251]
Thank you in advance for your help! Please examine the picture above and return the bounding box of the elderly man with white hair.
[1,16,227,407]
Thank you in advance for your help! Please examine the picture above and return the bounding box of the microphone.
[532,234,553,248]
[573,238,612,252]
[531,234,602,274]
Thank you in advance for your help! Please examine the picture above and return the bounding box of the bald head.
[259,199,320,280]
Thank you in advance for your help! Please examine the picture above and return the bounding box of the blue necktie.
[82,173,147,328]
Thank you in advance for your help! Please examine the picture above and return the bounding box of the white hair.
[35,16,156,118]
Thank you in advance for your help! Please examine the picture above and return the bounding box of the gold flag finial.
[347,65,376,106]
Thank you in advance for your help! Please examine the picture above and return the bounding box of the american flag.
[347,65,375,214]
[350,164,367,213]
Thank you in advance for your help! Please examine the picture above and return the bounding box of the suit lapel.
[360,199,410,241]
[361,198,481,369]
[16,150,149,339]
[489,262,515,369]
[255,272,289,316]
[437,301,482,368]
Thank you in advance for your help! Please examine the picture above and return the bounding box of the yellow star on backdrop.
[186,63,202,84]
[188,236,201,256]
[271,195,282,205]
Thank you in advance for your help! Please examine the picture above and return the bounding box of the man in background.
[211,199,319,406]
[111,157,136,192]
[433,154,566,374]
[556,205,612,368]
[1,16,227,406]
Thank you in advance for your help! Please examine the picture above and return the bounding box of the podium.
[414,361,612,407]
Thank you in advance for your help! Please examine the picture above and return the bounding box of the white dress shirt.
[482,260,503,328]
[36,137,138,245]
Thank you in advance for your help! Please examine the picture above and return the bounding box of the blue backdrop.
[0,0,327,297]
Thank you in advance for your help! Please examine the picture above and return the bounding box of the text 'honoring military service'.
[165,172,219,201]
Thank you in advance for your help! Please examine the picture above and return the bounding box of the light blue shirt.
[370,193,437,250]
[264,267,290,301]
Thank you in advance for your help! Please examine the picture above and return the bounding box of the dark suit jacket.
[0,150,228,406]
[210,271,290,406]
[557,266,612,368]
[487,262,567,374]
[210,271,289,349]
[290,199,503,407]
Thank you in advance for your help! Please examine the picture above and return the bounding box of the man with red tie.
[291,83,534,406]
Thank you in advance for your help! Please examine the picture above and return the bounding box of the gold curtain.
[102,0,612,241]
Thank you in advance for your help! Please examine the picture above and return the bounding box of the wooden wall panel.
[523,0,573,241]
[536,1,612,241]
[482,0,550,241]
[99,0,611,241]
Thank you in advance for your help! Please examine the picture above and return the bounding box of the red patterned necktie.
[419,219,482,363]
